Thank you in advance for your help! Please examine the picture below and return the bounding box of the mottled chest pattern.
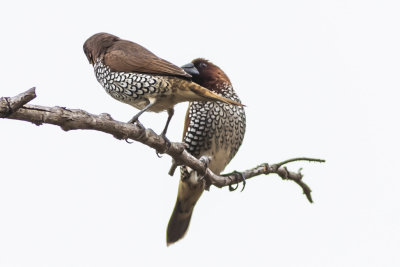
[93,60,168,107]
[183,84,246,161]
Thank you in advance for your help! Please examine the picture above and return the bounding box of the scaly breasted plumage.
[167,59,246,245]
[83,33,242,137]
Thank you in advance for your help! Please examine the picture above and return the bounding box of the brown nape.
[83,32,120,64]
[190,58,231,92]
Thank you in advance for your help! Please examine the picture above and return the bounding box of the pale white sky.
[1,0,399,266]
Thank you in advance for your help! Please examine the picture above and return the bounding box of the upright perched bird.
[167,59,246,245]
[83,33,242,138]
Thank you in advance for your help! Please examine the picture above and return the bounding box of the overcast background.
[0,0,399,266]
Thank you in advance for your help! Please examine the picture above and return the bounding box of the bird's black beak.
[181,63,200,76]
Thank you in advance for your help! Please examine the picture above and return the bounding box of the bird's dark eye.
[199,62,207,68]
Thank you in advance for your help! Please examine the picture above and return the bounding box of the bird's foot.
[225,171,246,192]
[125,119,145,143]
[127,117,145,129]
[125,138,134,144]
[156,133,171,158]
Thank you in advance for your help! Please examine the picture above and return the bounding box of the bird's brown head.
[83,32,120,65]
[181,58,231,91]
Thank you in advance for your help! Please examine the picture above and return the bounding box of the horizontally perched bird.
[167,58,246,245]
[83,33,242,139]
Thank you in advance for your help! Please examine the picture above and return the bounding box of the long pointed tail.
[166,199,194,245]
[167,180,203,245]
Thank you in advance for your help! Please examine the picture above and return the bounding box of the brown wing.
[104,40,191,78]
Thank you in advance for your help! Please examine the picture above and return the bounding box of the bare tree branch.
[0,88,325,202]
[0,87,36,118]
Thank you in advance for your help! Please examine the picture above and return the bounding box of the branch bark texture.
[1,88,325,202]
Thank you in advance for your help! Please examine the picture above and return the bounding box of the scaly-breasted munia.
[83,33,242,138]
[167,59,246,245]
